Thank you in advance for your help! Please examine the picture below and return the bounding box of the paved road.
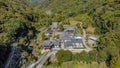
[36,52,53,68]
[28,52,51,68]
[4,43,17,68]
[82,29,92,51]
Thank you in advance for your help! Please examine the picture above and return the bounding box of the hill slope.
[38,0,120,33]
[24,0,45,6]
[0,0,39,67]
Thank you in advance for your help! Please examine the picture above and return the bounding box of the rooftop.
[74,34,82,39]
[43,40,53,46]
[53,40,60,46]
[45,28,52,34]
[88,36,98,41]
[52,22,58,28]
[59,32,73,40]
[64,26,77,31]
[65,39,83,46]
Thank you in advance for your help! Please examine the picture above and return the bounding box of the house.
[87,36,98,46]
[44,28,52,36]
[73,34,83,48]
[64,26,77,34]
[43,40,53,50]
[52,22,58,30]
[53,40,60,48]
[59,32,73,42]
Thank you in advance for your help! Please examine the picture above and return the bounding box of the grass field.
[43,62,108,68]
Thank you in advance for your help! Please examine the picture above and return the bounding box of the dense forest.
[24,0,44,6]
[0,0,120,68]
[39,0,120,34]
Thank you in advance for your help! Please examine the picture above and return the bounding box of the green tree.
[75,14,93,29]
[76,23,80,28]
[59,24,64,31]
[56,50,72,63]
[41,33,45,40]
[110,55,120,68]
[79,51,90,63]
[19,37,27,45]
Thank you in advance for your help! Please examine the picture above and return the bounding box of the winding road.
[82,29,92,51]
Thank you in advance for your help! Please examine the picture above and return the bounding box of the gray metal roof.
[52,22,58,28]
[64,38,83,46]
[59,32,73,40]
[64,26,77,31]
[53,41,60,46]
[65,41,73,46]
[43,40,53,46]
[72,39,83,44]
[74,34,82,39]
[45,28,52,34]
[88,36,98,41]
[65,38,83,46]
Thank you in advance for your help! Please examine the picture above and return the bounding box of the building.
[44,28,52,37]
[59,31,84,48]
[43,40,53,50]
[52,22,58,29]
[73,34,83,48]
[64,26,77,34]
[87,36,98,46]
[53,40,60,48]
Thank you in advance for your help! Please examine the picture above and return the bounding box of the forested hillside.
[0,0,50,67]
[0,0,120,67]
[24,0,44,6]
[39,0,120,34]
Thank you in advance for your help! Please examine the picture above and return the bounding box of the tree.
[74,14,93,29]
[97,50,107,62]
[19,37,27,45]
[41,33,45,40]
[79,51,90,63]
[56,50,72,63]
[76,23,80,28]
[27,30,33,39]
[59,24,64,31]
[101,11,115,31]
[110,55,120,68]
[45,22,50,27]
[89,50,97,62]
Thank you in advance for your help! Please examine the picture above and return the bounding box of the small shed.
[44,28,52,36]
[52,22,58,29]
[88,36,98,46]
